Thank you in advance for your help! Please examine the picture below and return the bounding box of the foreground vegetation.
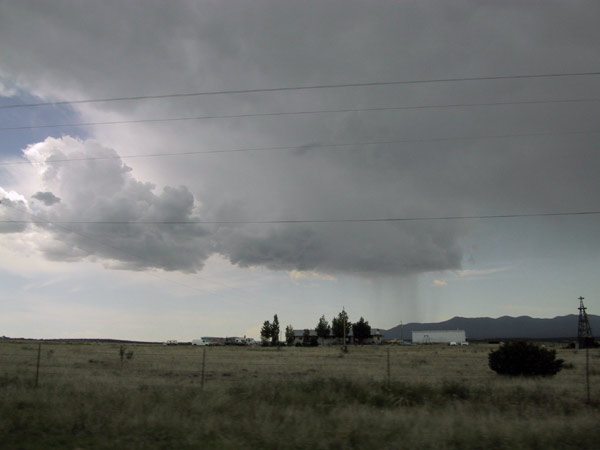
[1,340,599,449]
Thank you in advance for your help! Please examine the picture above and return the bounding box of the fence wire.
[1,341,597,393]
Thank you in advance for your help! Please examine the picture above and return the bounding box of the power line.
[1,71,599,109]
[2,98,598,131]
[0,200,269,307]
[1,129,598,167]
[1,206,599,225]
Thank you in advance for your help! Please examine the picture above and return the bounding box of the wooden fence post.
[585,345,591,403]
[387,346,391,387]
[201,347,207,391]
[34,342,41,388]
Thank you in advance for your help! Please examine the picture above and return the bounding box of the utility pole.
[577,296,594,349]
[576,296,594,403]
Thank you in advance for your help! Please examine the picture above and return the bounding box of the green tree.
[302,329,311,346]
[352,317,371,344]
[271,314,280,345]
[315,315,331,345]
[331,309,351,341]
[489,341,564,376]
[260,320,271,345]
[285,325,295,346]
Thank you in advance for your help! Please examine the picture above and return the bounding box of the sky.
[0,1,599,341]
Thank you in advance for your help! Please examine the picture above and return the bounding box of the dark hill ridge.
[385,314,600,341]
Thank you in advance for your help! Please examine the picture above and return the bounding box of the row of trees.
[314,311,372,344]
[260,314,280,345]
[261,310,372,346]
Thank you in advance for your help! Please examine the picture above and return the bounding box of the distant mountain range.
[384,314,600,341]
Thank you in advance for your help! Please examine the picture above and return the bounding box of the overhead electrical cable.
[1,203,599,225]
[1,129,598,167]
[1,98,598,131]
[0,200,275,307]
[1,71,599,109]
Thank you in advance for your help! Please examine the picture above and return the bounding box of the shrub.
[489,341,564,376]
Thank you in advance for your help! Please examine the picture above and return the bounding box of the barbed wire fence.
[0,341,596,400]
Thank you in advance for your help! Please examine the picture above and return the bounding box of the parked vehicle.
[191,339,206,346]
[225,337,246,346]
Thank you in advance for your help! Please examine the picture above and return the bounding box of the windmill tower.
[577,296,594,348]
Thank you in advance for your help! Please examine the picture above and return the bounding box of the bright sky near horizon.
[0,1,599,341]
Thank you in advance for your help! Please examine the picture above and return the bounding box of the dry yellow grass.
[3,340,595,389]
[1,340,599,449]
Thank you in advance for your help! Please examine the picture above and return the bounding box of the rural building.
[201,337,226,345]
[364,328,384,344]
[292,328,384,346]
[411,330,466,344]
[292,329,319,346]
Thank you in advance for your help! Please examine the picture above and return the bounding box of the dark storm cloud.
[0,1,599,275]
[215,221,464,276]
[32,191,60,206]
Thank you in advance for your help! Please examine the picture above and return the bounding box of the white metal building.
[411,330,466,344]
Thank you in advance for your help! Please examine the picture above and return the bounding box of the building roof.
[293,329,319,338]
[412,330,465,333]
[293,328,384,338]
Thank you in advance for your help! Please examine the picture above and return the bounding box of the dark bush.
[489,341,564,376]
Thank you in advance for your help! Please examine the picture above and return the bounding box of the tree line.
[260,310,372,346]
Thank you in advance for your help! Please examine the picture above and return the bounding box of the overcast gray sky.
[0,1,599,340]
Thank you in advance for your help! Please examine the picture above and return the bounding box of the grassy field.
[1,340,599,449]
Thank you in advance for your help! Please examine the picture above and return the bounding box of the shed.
[411,330,466,344]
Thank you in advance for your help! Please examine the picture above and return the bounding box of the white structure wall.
[411,330,466,344]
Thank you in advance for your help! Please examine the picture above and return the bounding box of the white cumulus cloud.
[13,136,212,272]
